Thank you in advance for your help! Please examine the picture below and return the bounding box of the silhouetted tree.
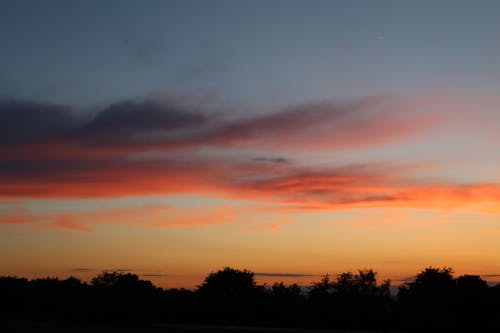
[265,282,305,326]
[0,276,29,315]
[90,271,163,321]
[3,265,500,330]
[455,275,490,328]
[196,267,265,324]
[197,267,257,297]
[397,267,457,331]
[270,282,303,300]
[163,287,196,323]
[309,274,333,298]
[307,269,393,329]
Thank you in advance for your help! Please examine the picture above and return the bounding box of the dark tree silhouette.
[398,267,458,331]
[455,274,490,328]
[309,274,334,297]
[266,282,305,326]
[89,272,163,321]
[197,267,257,297]
[2,266,500,331]
[0,276,29,315]
[307,269,393,329]
[196,267,267,325]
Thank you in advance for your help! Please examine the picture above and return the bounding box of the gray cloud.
[103,268,134,273]
[0,93,440,153]
[255,272,315,278]
[69,267,92,272]
[78,100,209,144]
[252,157,290,164]
[0,100,76,146]
[0,94,449,200]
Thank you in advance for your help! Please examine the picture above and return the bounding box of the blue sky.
[2,0,500,109]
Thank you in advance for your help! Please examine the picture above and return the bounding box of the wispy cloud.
[1,93,499,217]
[255,272,316,278]
[1,204,240,231]
[69,267,93,272]
[0,205,34,225]
[1,156,500,212]
[103,268,134,273]
[0,93,443,157]
[252,157,290,164]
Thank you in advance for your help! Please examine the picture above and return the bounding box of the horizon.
[5,265,500,291]
[2,0,500,290]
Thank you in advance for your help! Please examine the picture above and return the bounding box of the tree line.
[2,266,500,331]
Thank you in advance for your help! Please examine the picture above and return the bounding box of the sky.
[1,0,500,288]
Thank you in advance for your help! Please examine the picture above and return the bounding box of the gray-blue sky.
[2,0,500,110]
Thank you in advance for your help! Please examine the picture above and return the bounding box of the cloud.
[3,168,500,232]
[203,94,443,151]
[252,157,290,164]
[0,93,443,159]
[2,93,499,213]
[0,100,77,147]
[0,93,450,201]
[53,214,92,231]
[69,268,93,272]
[481,274,500,278]
[77,100,210,144]
[0,205,34,225]
[255,272,315,278]
[103,268,134,273]
[1,204,240,231]
[1,152,500,213]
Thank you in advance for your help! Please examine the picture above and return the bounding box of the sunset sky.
[1,0,500,288]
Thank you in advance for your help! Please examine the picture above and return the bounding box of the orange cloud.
[2,204,239,231]
[0,205,33,225]
[2,93,499,214]
[1,157,500,213]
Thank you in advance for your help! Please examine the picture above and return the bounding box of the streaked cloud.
[255,272,315,278]
[69,267,92,272]
[0,204,239,231]
[103,268,134,273]
[0,205,34,225]
[0,93,443,158]
[481,274,500,278]
[1,93,499,225]
[0,93,457,204]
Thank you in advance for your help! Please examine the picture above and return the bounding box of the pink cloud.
[0,205,33,225]
[0,93,446,161]
[5,204,239,231]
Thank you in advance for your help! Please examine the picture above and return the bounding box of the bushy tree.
[397,267,457,331]
[90,271,162,320]
[197,267,257,298]
[196,267,265,324]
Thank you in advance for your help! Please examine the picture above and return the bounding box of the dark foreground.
[3,319,391,333]
[3,267,500,332]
